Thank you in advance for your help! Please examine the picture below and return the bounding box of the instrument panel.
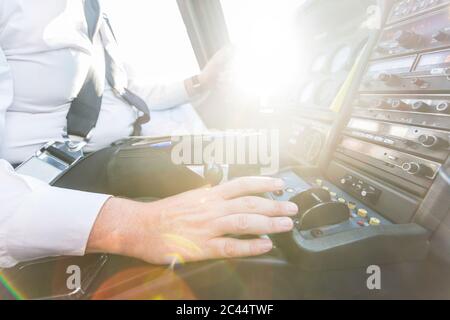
[333,1,450,217]
[279,1,376,167]
[388,0,450,25]
[378,7,450,59]
[353,94,450,130]
[300,36,369,110]
[271,0,450,272]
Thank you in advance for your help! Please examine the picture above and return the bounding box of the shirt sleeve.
[99,10,191,111]
[128,76,190,111]
[0,46,110,268]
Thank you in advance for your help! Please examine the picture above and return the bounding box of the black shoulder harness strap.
[66,0,150,140]
[66,0,104,140]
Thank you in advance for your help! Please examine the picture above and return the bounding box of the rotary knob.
[436,102,450,114]
[391,99,409,110]
[375,73,400,86]
[393,30,423,48]
[418,134,448,149]
[411,101,430,112]
[402,162,432,177]
[410,78,426,87]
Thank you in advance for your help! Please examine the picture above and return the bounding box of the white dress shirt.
[0,0,194,268]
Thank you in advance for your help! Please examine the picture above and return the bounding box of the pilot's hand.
[198,45,234,91]
[87,177,297,265]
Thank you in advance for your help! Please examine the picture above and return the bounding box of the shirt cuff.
[166,80,190,108]
[5,187,110,265]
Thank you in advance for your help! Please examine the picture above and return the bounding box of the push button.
[347,202,357,210]
[369,217,381,226]
[357,220,367,227]
[357,208,368,218]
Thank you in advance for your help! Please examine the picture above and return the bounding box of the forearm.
[0,160,111,268]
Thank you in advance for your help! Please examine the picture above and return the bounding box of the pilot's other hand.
[198,45,234,91]
[87,177,297,264]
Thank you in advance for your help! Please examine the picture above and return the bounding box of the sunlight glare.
[222,0,307,98]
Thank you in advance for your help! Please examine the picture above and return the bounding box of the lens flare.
[223,0,307,99]
[0,273,26,300]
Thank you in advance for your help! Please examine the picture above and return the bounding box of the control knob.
[418,134,448,149]
[436,102,450,114]
[391,99,409,110]
[393,30,423,49]
[289,189,349,231]
[410,77,427,87]
[375,73,400,86]
[401,162,433,177]
[291,188,331,216]
[411,101,430,112]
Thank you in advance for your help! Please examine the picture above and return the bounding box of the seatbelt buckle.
[65,136,89,152]
[15,140,86,184]
[62,127,94,151]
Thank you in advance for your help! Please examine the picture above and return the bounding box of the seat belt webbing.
[66,0,104,140]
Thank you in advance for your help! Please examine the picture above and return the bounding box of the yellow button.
[348,202,357,210]
[316,179,323,186]
[369,217,381,226]
[322,186,329,191]
[338,197,346,204]
[357,208,368,218]
[330,192,337,197]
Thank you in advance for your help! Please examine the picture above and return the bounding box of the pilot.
[0,0,297,268]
